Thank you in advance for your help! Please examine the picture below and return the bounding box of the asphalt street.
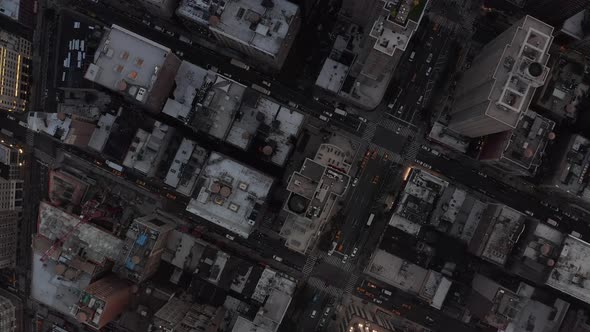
[333,150,391,260]
[385,21,451,126]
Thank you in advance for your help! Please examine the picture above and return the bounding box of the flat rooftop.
[548,134,590,199]
[162,61,209,123]
[315,58,348,93]
[85,25,171,104]
[210,0,299,57]
[187,73,247,140]
[177,0,223,26]
[547,236,590,305]
[472,204,525,266]
[390,168,448,233]
[37,202,123,265]
[485,109,555,174]
[88,113,116,152]
[483,16,553,128]
[226,96,304,166]
[123,122,170,175]
[0,0,19,21]
[164,138,208,196]
[187,152,273,238]
[366,249,428,293]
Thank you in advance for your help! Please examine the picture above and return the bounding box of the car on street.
[272,255,283,262]
[525,210,534,217]
[165,30,176,37]
[372,175,380,184]
[421,145,431,152]
[351,247,358,257]
[6,115,16,121]
[310,310,317,318]
[426,36,434,48]
[154,25,164,32]
[409,51,416,62]
[417,95,423,104]
[262,80,272,87]
[342,254,349,264]
[352,177,359,187]
[319,115,329,122]
[142,19,151,26]
[382,289,392,296]
[225,234,235,241]
[373,298,383,304]
[426,66,432,76]
[477,171,487,178]
[426,53,433,63]
[288,101,299,109]
[358,116,367,123]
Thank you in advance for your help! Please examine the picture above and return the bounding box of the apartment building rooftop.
[469,204,526,266]
[85,25,180,112]
[389,168,449,235]
[547,235,590,305]
[481,109,555,176]
[122,122,170,176]
[226,94,304,166]
[164,139,208,196]
[88,113,117,153]
[209,0,298,57]
[482,16,552,128]
[186,152,273,238]
[546,134,590,199]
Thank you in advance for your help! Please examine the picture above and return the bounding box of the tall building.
[115,214,174,283]
[177,0,301,70]
[0,141,24,269]
[449,16,553,137]
[84,25,181,113]
[0,29,32,113]
[74,275,133,330]
[479,109,555,176]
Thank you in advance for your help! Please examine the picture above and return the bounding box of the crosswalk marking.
[344,273,359,294]
[308,277,343,297]
[303,255,317,277]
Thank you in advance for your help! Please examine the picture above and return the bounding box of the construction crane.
[39,200,120,263]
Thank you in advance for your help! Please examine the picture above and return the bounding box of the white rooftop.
[162,61,209,122]
[369,17,410,56]
[123,122,169,175]
[186,152,273,238]
[164,139,208,196]
[27,112,72,141]
[0,0,19,21]
[84,25,171,101]
[165,138,195,188]
[315,58,348,93]
[547,236,590,305]
[88,113,116,152]
[366,249,428,293]
[210,0,298,56]
[31,251,91,317]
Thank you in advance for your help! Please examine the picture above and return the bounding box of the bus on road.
[366,213,375,226]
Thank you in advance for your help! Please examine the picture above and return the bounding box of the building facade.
[449,16,553,137]
[0,142,24,269]
[0,29,31,113]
